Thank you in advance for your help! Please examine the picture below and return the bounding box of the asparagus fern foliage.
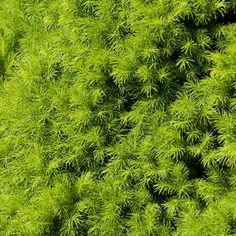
[0,0,236,235]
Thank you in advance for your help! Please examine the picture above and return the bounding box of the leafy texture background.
[0,0,236,235]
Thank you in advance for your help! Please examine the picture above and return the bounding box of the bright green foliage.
[0,0,236,235]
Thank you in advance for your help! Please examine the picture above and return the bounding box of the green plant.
[0,0,236,235]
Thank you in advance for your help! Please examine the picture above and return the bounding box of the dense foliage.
[0,0,236,235]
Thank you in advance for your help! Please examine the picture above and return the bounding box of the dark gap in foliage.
[159,207,178,231]
[147,181,172,204]
[117,22,134,40]
[0,60,6,82]
[13,31,24,52]
[75,0,98,17]
[123,95,139,113]
[207,10,236,51]
[181,18,199,32]
[42,118,52,135]
[48,215,62,236]
[215,10,236,24]
[169,48,180,62]
[185,157,206,180]
[61,162,80,174]
[51,62,63,80]
[120,205,132,223]
[104,76,121,101]
[228,219,236,234]
[195,195,208,212]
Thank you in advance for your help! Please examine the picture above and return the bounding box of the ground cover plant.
[0,0,236,235]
